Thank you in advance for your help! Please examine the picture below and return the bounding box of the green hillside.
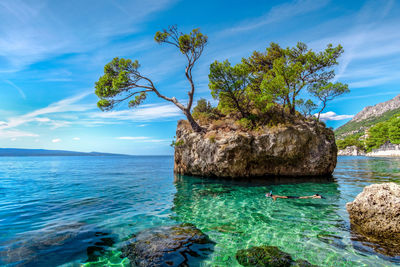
[335,107,400,139]
[335,110,400,152]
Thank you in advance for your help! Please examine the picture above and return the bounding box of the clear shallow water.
[0,156,399,266]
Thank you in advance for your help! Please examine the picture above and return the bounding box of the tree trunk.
[184,110,205,133]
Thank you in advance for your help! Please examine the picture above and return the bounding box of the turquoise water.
[0,156,399,266]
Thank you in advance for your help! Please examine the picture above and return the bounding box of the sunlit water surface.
[0,156,399,266]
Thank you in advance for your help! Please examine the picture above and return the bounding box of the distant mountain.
[0,148,128,157]
[335,94,400,139]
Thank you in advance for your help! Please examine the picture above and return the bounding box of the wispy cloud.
[0,91,93,138]
[52,138,61,143]
[4,80,26,99]
[72,137,80,140]
[90,103,182,122]
[0,0,178,72]
[0,129,39,139]
[219,0,329,36]
[319,111,354,121]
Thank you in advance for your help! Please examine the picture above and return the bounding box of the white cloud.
[72,137,80,140]
[91,103,182,122]
[52,138,61,143]
[11,138,16,141]
[318,111,354,121]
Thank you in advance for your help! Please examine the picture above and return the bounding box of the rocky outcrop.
[174,119,337,178]
[352,94,400,122]
[121,224,214,267]
[346,183,400,241]
[338,146,366,156]
[235,246,317,267]
[366,142,400,157]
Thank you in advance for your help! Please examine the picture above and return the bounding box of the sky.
[0,0,399,155]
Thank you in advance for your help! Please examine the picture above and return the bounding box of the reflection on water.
[0,156,399,266]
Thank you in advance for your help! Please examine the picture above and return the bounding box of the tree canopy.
[95,25,207,133]
[209,60,251,118]
[207,42,349,126]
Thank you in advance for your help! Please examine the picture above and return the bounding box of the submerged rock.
[235,246,317,267]
[121,223,214,266]
[346,183,400,240]
[0,222,115,266]
[174,120,337,178]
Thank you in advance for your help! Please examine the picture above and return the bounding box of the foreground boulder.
[235,246,317,267]
[346,183,400,245]
[174,119,337,178]
[121,223,214,266]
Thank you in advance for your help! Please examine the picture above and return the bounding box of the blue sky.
[0,0,399,155]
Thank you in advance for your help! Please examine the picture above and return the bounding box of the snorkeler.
[265,191,324,201]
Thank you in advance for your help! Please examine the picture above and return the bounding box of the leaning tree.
[94,25,207,133]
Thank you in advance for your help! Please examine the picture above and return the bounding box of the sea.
[0,155,399,266]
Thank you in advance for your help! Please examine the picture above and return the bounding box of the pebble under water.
[0,155,399,266]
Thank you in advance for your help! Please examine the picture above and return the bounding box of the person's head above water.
[265,191,272,197]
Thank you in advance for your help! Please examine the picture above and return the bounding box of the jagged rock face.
[346,183,400,241]
[351,94,400,122]
[338,146,366,156]
[174,120,337,178]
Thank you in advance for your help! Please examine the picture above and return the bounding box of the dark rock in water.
[235,246,318,267]
[0,222,115,267]
[121,223,214,267]
[291,259,318,267]
[236,246,292,267]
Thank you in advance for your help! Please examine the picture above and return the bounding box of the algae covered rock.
[235,246,317,267]
[174,119,337,178]
[236,246,293,267]
[346,183,400,239]
[121,223,214,266]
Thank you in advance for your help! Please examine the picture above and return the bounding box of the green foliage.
[388,116,400,144]
[192,98,220,124]
[364,113,400,151]
[170,137,184,147]
[95,57,143,111]
[335,107,400,138]
[309,81,349,119]
[296,99,317,117]
[336,133,365,150]
[209,60,251,118]
[155,25,207,58]
[95,25,208,133]
[257,42,345,115]
[365,122,389,151]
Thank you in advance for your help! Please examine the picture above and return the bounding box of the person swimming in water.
[265,191,324,201]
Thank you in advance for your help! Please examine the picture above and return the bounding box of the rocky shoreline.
[338,142,400,157]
